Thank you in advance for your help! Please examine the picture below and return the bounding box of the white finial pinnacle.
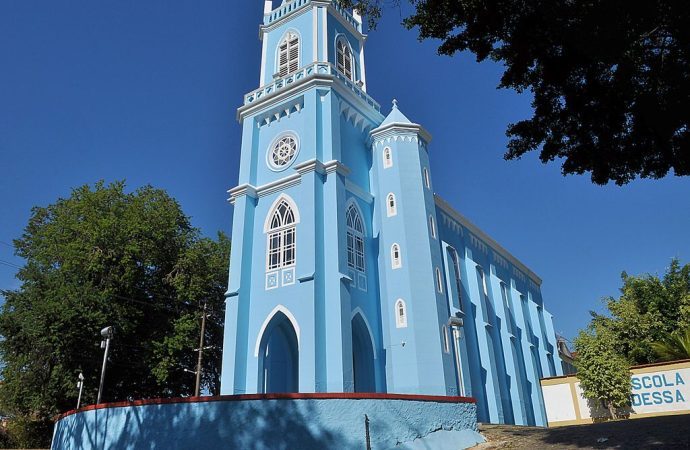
[392,99,398,108]
[264,1,273,15]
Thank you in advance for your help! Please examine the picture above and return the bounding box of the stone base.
[51,393,482,450]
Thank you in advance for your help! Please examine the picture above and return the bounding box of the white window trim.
[386,193,397,217]
[253,304,301,357]
[335,35,355,81]
[391,243,402,269]
[276,30,301,77]
[264,195,300,273]
[345,201,366,275]
[383,147,393,169]
[435,267,444,293]
[395,299,408,328]
[423,167,431,189]
[266,131,300,171]
[447,246,464,311]
[477,266,489,297]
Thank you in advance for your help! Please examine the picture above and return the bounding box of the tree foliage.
[574,326,631,419]
[573,259,689,419]
[591,259,690,364]
[651,327,690,361]
[0,181,230,445]
[341,0,690,185]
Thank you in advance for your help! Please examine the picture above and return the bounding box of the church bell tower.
[221,0,458,398]
[221,0,386,395]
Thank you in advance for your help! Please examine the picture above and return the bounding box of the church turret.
[369,101,457,395]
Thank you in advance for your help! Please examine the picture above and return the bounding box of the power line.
[0,260,21,270]
[0,240,13,248]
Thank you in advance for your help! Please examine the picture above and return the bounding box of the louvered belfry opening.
[279,32,299,76]
[336,39,353,80]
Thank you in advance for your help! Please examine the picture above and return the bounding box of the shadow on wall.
[51,397,479,450]
[53,400,343,450]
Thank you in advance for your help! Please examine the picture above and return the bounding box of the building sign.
[540,360,690,427]
[630,368,688,413]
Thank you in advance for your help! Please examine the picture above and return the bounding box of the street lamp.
[97,326,114,404]
[448,316,465,396]
[76,373,85,410]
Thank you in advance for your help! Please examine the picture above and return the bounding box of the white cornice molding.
[227,184,258,204]
[434,194,543,286]
[294,158,350,176]
[370,122,433,145]
[262,1,365,43]
[323,159,350,176]
[228,159,351,204]
[238,73,383,126]
[260,3,313,35]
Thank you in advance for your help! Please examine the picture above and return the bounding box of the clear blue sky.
[1,1,688,341]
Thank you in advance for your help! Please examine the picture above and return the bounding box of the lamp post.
[448,316,465,396]
[76,373,85,410]
[97,326,114,404]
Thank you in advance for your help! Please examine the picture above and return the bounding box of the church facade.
[221,0,563,426]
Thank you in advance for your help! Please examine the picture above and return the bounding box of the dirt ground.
[475,414,690,449]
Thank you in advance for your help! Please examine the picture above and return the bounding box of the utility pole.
[194,302,207,397]
[76,373,85,410]
[97,326,114,404]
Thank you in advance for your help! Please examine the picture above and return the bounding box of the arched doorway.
[258,312,299,393]
[352,313,376,392]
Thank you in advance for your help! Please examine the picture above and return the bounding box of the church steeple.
[379,99,413,127]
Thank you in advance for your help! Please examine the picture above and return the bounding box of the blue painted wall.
[51,397,481,450]
[222,0,562,427]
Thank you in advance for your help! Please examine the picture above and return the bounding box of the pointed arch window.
[429,215,437,239]
[346,204,365,273]
[476,266,490,322]
[423,167,431,189]
[266,199,297,271]
[278,32,300,76]
[391,243,402,269]
[386,193,397,217]
[383,147,393,168]
[442,325,450,353]
[447,246,463,311]
[395,299,408,328]
[336,37,354,81]
[435,267,444,293]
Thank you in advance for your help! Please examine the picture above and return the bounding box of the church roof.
[379,99,413,127]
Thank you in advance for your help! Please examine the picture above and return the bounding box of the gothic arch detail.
[254,304,301,357]
[276,30,300,76]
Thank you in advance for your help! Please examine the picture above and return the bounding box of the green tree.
[341,0,690,185]
[593,259,690,365]
[574,326,631,419]
[570,259,688,422]
[0,181,230,446]
[651,328,690,361]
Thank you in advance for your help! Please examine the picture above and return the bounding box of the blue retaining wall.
[51,395,481,450]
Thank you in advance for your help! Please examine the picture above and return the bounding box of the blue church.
[221,0,563,427]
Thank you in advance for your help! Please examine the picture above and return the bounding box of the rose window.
[271,136,298,168]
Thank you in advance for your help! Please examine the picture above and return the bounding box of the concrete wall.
[540,359,690,427]
[51,394,481,450]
